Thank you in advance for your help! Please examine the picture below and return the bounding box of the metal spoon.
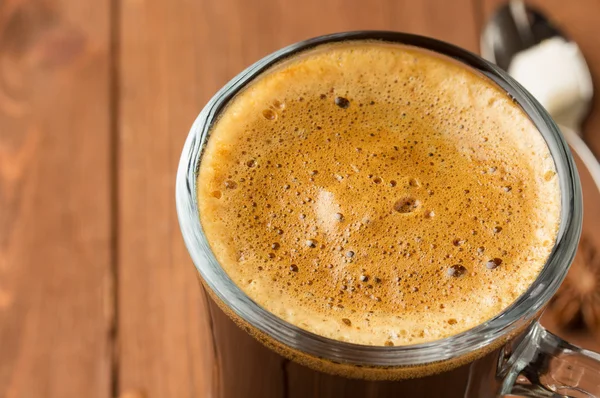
[481,0,600,189]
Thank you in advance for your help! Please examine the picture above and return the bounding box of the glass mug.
[176,31,600,397]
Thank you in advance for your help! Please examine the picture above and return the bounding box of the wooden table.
[2,0,600,397]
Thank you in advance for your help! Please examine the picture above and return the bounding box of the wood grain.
[117,1,215,397]
[117,0,478,397]
[0,0,113,397]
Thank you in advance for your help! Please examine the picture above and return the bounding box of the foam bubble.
[394,197,421,213]
[262,109,277,120]
[486,258,503,269]
[335,96,350,109]
[447,265,467,277]
[224,180,237,189]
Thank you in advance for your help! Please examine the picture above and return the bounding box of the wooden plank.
[117,1,217,396]
[117,0,478,397]
[0,1,113,397]
[481,0,600,351]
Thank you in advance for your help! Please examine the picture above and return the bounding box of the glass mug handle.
[467,125,600,397]
[467,322,600,397]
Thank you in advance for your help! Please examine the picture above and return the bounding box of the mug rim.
[176,30,582,366]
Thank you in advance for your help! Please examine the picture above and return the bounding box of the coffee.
[197,41,560,346]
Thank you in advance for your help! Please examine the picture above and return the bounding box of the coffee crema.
[197,41,560,346]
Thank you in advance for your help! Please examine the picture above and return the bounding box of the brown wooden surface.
[1,0,600,397]
[0,1,113,397]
